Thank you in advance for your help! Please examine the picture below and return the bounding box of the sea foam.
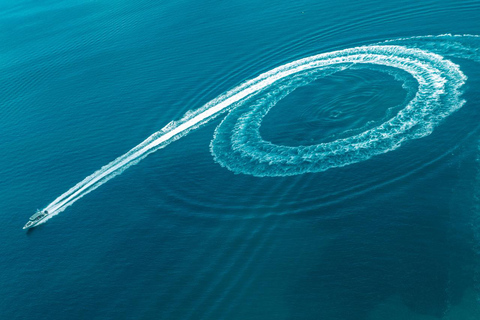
[37,35,479,224]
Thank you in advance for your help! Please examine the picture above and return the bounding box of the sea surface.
[1,0,480,319]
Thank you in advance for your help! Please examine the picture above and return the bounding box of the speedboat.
[23,210,49,230]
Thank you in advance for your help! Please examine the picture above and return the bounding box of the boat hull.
[23,212,49,230]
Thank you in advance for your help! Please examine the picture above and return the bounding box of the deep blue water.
[2,0,480,319]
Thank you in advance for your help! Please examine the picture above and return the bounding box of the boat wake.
[33,34,479,226]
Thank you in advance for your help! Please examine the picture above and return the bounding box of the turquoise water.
[1,0,480,319]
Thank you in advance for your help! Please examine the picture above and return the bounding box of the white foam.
[35,35,477,225]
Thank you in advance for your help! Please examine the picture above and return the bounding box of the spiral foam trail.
[33,35,478,226]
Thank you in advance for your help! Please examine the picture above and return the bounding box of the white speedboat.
[23,210,49,230]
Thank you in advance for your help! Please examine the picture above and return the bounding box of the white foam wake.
[35,35,478,225]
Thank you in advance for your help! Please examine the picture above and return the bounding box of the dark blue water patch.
[287,167,472,320]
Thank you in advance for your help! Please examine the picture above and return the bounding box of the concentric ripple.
[37,35,479,224]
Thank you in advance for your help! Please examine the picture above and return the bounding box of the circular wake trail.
[35,35,478,225]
